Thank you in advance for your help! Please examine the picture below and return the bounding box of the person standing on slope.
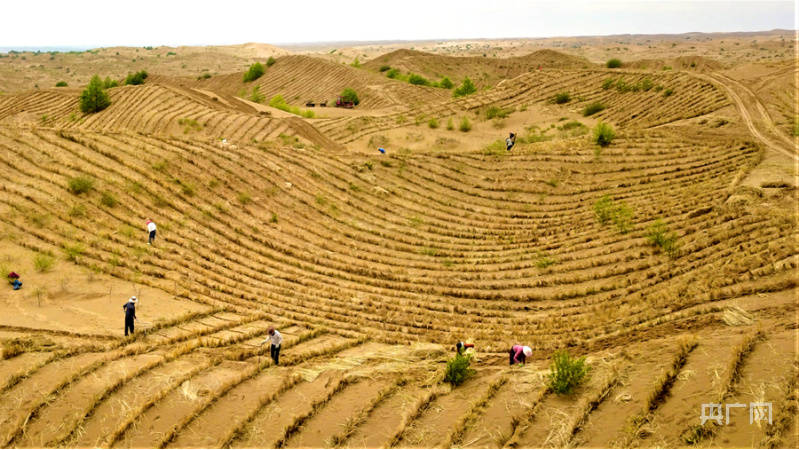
[123,296,137,336]
[509,344,532,366]
[145,219,157,245]
[505,132,517,151]
[261,326,283,365]
[455,341,475,355]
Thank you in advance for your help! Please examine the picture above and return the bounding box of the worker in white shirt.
[260,326,283,365]
[145,219,157,245]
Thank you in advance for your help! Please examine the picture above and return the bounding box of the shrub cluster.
[340,88,360,106]
[604,77,657,93]
[453,77,477,97]
[484,106,512,120]
[55,81,68,87]
[243,62,265,82]
[266,56,276,67]
[593,195,633,233]
[124,70,148,85]
[553,92,571,104]
[458,117,472,132]
[548,350,589,394]
[582,102,605,116]
[606,58,622,68]
[593,121,616,146]
[444,352,476,386]
[647,219,680,257]
[79,75,111,113]
[67,175,94,194]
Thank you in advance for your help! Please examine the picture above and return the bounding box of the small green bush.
[593,195,615,225]
[606,58,622,68]
[438,77,454,89]
[378,65,391,72]
[554,92,571,104]
[79,75,111,113]
[269,212,278,223]
[34,253,54,272]
[67,176,94,195]
[63,243,85,262]
[444,352,476,386]
[408,73,429,86]
[428,117,439,129]
[266,56,276,67]
[237,192,252,205]
[647,219,680,257]
[248,85,265,103]
[458,117,472,132]
[124,70,148,85]
[103,77,118,89]
[385,68,400,79]
[100,191,118,207]
[453,77,477,97]
[663,88,674,97]
[583,102,605,116]
[340,88,360,106]
[548,350,589,394]
[55,81,68,87]
[446,118,454,130]
[593,195,634,233]
[601,78,615,90]
[68,203,86,217]
[485,106,511,120]
[243,62,265,82]
[593,121,615,146]
[197,73,212,80]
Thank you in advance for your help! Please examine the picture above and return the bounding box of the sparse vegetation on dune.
[0,34,793,450]
[243,62,265,82]
[79,75,111,113]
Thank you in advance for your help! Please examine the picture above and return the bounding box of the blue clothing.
[11,279,22,290]
[123,302,136,319]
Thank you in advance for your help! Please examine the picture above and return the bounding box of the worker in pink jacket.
[509,345,532,366]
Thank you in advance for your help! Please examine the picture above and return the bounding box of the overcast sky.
[1,0,794,47]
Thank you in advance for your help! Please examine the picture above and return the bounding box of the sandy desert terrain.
[0,29,796,448]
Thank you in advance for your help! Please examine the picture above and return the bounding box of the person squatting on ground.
[7,272,22,290]
[455,341,475,355]
[123,296,137,336]
[261,326,282,365]
[506,132,517,151]
[509,344,532,366]
[146,219,157,245]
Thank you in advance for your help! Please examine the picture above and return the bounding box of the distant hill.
[362,49,594,88]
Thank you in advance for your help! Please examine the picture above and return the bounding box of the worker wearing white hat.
[123,296,137,336]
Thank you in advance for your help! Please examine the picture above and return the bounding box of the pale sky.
[1,0,794,47]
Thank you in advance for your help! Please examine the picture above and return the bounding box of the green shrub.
[350,58,361,68]
[63,243,85,262]
[67,176,94,195]
[593,195,615,225]
[453,77,477,97]
[237,192,252,204]
[548,350,589,394]
[582,102,605,116]
[268,94,315,118]
[340,88,360,105]
[557,120,588,137]
[79,75,111,113]
[606,58,622,68]
[68,203,86,217]
[601,78,615,90]
[123,70,148,85]
[34,253,54,272]
[663,88,674,97]
[102,77,118,89]
[639,77,654,91]
[100,191,118,207]
[647,219,680,257]
[439,76,454,89]
[458,117,472,132]
[386,68,400,79]
[485,106,511,120]
[269,212,278,223]
[593,121,615,146]
[266,56,276,67]
[554,92,571,104]
[408,73,429,86]
[446,118,454,130]
[55,81,68,87]
[243,62,265,82]
[378,65,391,72]
[444,352,476,386]
[248,85,265,103]
[197,72,212,80]
[428,117,439,129]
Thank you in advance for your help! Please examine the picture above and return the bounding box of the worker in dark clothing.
[123,296,137,336]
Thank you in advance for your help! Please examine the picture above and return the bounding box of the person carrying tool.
[505,132,517,151]
[123,296,137,336]
[260,326,283,365]
[509,344,532,366]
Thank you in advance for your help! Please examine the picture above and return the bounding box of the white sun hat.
[523,346,533,358]
[129,296,137,302]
